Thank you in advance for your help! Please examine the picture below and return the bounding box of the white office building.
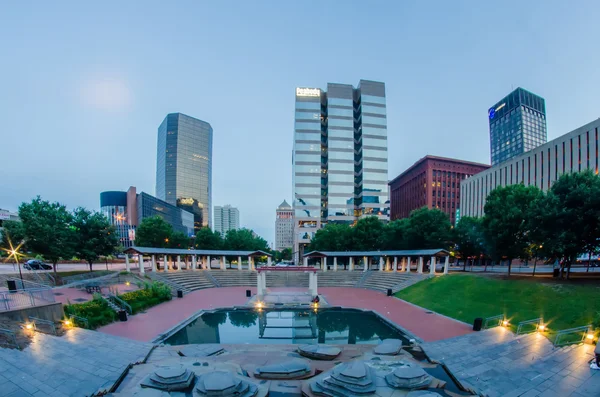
[275,200,293,250]
[213,205,240,236]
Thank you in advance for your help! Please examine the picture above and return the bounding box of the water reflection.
[165,309,407,346]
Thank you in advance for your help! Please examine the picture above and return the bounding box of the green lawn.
[396,274,599,333]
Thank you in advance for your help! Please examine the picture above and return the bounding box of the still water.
[164,308,408,346]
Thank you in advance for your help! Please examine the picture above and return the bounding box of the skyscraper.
[213,205,240,236]
[489,87,547,166]
[156,113,213,228]
[292,80,389,261]
[275,200,293,250]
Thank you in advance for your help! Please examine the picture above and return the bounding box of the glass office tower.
[156,113,213,228]
[489,87,547,166]
[292,80,389,262]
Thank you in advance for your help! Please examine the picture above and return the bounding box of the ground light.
[538,324,546,332]
[64,319,72,327]
[586,333,595,340]
[125,281,131,286]
[255,301,263,310]
[25,323,33,330]
[502,320,509,327]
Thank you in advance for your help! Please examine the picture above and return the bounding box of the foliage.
[228,311,258,328]
[18,197,75,272]
[482,184,543,275]
[224,228,268,251]
[64,294,116,329]
[381,218,409,250]
[404,207,452,249]
[194,227,223,250]
[309,223,353,252]
[134,216,173,248]
[71,207,119,271]
[396,274,599,333]
[529,170,600,277]
[352,217,385,251]
[169,231,191,249]
[0,220,26,252]
[119,281,172,314]
[281,247,292,260]
[452,217,484,265]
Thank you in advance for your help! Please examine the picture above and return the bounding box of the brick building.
[389,156,490,225]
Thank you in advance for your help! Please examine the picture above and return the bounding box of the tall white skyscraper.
[275,200,293,250]
[292,80,389,262]
[213,205,240,236]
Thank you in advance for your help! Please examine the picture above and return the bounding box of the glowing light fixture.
[125,281,131,286]
[25,323,33,330]
[586,333,594,340]
[255,301,263,309]
[502,320,509,327]
[64,320,72,327]
[538,324,546,332]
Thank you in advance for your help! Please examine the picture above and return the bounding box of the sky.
[1,1,599,245]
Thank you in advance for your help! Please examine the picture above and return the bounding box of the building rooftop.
[389,155,490,185]
[277,200,291,209]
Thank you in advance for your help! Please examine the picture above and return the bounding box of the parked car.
[23,259,52,270]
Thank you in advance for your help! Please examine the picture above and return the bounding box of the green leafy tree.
[482,184,543,276]
[18,197,75,273]
[405,207,452,249]
[281,247,292,260]
[72,208,119,272]
[382,218,409,250]
[0,220,26,253]
[352,217,385,251]
[309,223,353,251]
[452,216,484,270]
[195,227,223,249]
[135,216,173,248]
[169,231,191,249]
[529,170,600,278]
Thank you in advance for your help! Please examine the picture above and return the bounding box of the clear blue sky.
[1,1,599,245]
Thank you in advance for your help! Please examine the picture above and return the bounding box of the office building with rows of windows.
[489,87,547,166]
[389,156,490,225]
[275,200,293,250]
[156,113,213,230]
[213,205,240,237]
[292,80,389,261]
[461,118,600,217]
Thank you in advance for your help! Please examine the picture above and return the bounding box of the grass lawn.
[396,274,599,334]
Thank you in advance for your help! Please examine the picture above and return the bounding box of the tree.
[169,231,191,249]
[281,248,292,261]
[482,184,543,276]
[529,170,600,278]
[309,223,353,252]
[135,216,173,248]
[382,218,409,250]
[405,207,452,249]
[452,217,484,270]
[72,207,119,272]
[0,220,26,253]
[195,227,223,250]
[18,197,75,273]
[352,217,384,251]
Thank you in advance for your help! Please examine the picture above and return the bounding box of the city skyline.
[1,1,600,245]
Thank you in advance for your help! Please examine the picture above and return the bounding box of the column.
[323,257,327,272]
[430,256,436,275]
[405,258,410,273]
[303,257,308,267]
[349,257,354,271]
[418,257,423,274]
[238,256,242,270]
[207,255,211,270]
[393,257,398,273]
[192,255,197,270]
[379,257,384,271]
[163,255,168,271]
[267,257,272,266]
[333,257,338,271]
[125,254,130,272]
[313,271,318,296]
[444,256,450,275]
[248,256,252,271]
[151,255,157,272]
[138,254,145,275]
[262,272,267,294]
[363,256,368,272]
[385,257,391,271]
[220,256,226,270]
[176,255,181,272]
[257,271,263,295]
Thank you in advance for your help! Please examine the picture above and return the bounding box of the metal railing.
[0,328,19,349]
[552,325,592,346]
[107,294,132,314]
[29,316,57,335]
[0,288,56,312]
[9,278,52,291]
[483,314,505,329]
[516,318,543,335]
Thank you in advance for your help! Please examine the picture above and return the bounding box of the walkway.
[0,328,152,396]
[53,283,139,305]
[423,327,599,397]
[99,286,472,343]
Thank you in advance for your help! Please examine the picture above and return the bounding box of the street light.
[2,234,25,284]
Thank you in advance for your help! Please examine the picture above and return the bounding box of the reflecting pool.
[164,308,409,345]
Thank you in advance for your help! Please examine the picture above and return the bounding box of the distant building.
[389,156,490,225]
[156,113,213,228]
[0,209,20,240]
[213,205,240,237]
[462,118,600,217]
[489,87,547,166]
[293,80,389,262]
[275,200,293,250]
[100,186,194,247]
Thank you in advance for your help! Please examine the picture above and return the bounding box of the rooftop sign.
[296,87,321,97]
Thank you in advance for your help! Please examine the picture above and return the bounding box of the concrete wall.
[0,302,64,322]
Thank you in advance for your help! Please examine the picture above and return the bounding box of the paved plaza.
[423,327,599,397]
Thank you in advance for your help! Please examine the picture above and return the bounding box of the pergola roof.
[303,249,449,258]
[124,246,272,257]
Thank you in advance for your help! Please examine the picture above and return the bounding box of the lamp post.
[3,236,25,285]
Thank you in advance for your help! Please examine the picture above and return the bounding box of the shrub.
[119,282,171,314]
[64,294,116,329]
